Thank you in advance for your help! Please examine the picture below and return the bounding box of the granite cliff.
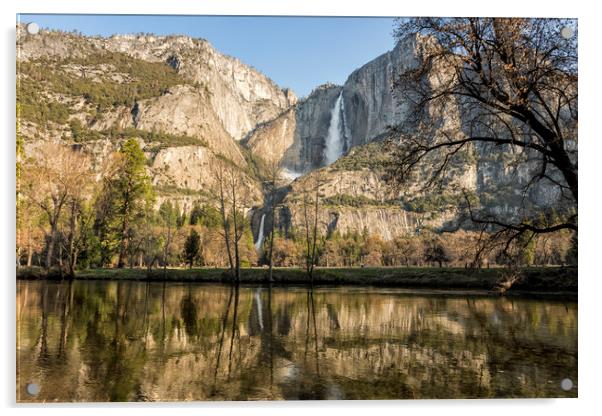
[17,26,566,244]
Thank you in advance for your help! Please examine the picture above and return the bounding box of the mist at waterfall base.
[323,92,346,166]
[254,213,266,252]
[280,167,304,181]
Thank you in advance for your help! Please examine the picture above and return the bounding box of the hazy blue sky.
[17,14,397,97]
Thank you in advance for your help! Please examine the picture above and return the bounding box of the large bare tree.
[264,160,283,282]
[22,143,92,270]
[210,156,250,282]
[301,173,324,282]
[387,18,577,258]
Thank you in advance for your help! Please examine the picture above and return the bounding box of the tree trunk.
[117,197,130,268]
[27,245,33,267]
[46,224,58,270]
[268,199,276,283]
[67,201,79,279]
[163,227,171,278]
[117,228,128,268]
[231,183,241,283]
[217,174,235,278]
[67,246,78,278]
[309,181,320,283]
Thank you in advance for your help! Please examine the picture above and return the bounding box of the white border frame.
[3,1,599,414]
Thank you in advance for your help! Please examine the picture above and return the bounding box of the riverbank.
[16,266,577,296]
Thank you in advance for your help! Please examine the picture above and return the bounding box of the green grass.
[16,266,577,295]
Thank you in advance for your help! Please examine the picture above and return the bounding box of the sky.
[17,14,398,97]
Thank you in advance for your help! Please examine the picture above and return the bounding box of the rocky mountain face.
[18,28,296,142]
[244,34,567,239]
[17,27,286,212]
[245,84,342,172]
[244,35,421,172]
[17,26,566,244]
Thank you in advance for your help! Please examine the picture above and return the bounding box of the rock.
[18,27,294,143]
[246,84,343,171]
[17,26,571,241]
[151,145,263,208]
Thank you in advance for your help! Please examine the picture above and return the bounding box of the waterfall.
[254,213,266,251]
[323,92,345,165]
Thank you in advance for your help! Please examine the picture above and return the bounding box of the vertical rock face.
[246,84,342,171]
[284,85,343,171]
[341,36,418,148]
[90,84,247,165]
[244,36,423,171]
[182,43,295,141]
[103,34,297,141]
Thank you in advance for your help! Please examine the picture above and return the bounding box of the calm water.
[17,280,577,402]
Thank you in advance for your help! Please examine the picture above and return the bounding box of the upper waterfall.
[323,92,345,166]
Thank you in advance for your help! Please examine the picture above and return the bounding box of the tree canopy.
[387,18,577,259]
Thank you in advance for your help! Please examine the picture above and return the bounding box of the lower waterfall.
[254,213,266,251]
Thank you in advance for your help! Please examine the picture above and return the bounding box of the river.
[16,280,577,402]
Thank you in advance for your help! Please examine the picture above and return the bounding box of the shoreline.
[16,266,577,298]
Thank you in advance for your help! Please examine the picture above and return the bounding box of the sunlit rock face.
[341,35,419,148]
[150,145,263,207]
[245,84,343,171]
[17,27,572,240]
[244,35,422,171]
[18,29,295,142]
[90,84,247,165]
[17,281,577,402]
[17,27,276,211]
[244,33,570,233]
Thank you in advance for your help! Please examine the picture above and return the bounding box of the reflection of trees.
[180,286,199,339]
[212,284,233,394]
[17,281,577,402]
[227,284,239,381]
[57,280,73,357]
[36,283,49,366]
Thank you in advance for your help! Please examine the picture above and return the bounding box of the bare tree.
[228,166,244,282]
[22,143,92,271]
[265,161,283,282]
[159,201,177,276]
[301,173,323,282]
[210,156,249,282]
[387,18,577,259]
[64,199,83,277]
[211,157,236,277]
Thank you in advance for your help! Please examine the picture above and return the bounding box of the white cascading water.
[323,92,345,166]
[254,213,266,251]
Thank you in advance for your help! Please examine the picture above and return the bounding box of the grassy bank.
[16,266,577,295]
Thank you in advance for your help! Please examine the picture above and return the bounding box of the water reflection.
[17,280,577,402]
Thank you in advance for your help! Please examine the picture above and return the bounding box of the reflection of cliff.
[17,281,577,402]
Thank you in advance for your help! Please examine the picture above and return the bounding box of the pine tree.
[114,139,153,268]
[184,229,201,268]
